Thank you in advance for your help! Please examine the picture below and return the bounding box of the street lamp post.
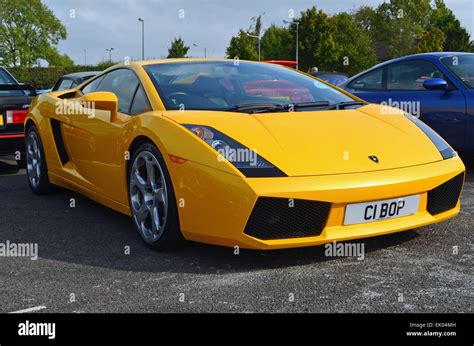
[284,19,300,70]
[138,18,145,60]
[105,48,114,62]
[193,43,207,58]
[246,33,261,61]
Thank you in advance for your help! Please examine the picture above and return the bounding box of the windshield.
[316,73,348,86]
[0,67,24,96]
[144,61,355,111]
[441,55,474,89]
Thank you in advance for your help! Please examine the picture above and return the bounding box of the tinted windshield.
[316,73,349,86]
[145,61,354,111]
[441,55,474,89]
[0,68,24,96]
[0,68,16,84]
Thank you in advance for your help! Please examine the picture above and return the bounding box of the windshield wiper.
[326,101,366,110]
[224,101,336,114]
[224,103,285,113]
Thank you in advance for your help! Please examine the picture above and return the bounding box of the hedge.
[8,66,105,90]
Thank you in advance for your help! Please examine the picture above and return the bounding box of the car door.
[347,60,467,149]
[440,54,474,152]
[463,89,474,152]
[62,68,150,203]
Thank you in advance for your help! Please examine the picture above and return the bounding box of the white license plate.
[344,195,420,225]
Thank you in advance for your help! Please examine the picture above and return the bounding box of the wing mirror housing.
[423,78,448,90]
[80,92,118,120]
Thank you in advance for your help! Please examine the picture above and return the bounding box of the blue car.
[339,52,474,153]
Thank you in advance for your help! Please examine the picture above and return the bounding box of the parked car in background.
[339,52,474,153]
[309,71,349,86]
[263,60,297,68]
[0,67,36,165]
[52,71,99,91]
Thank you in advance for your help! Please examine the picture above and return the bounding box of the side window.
[348,68,383,90]
[130,85,152,115]
[82,75,105,94]
[95,69,139,113]
[387,60,445,91]
[57,79,74,90]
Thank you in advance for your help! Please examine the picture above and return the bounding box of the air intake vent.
[244,197,331,240]
[427,173,464,215]
[50,119,69,165]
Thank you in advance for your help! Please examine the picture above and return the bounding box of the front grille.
[427,173,464,215]
[244,197,331,240]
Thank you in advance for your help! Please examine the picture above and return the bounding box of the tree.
[331,13,378,75]
[45,47,74,67]
[431,0,473,52]
[260,25,292,61]
[226,15,262,60]
[226,30,259,60]
[0,0,67,67]
[354,0,473,60]
[415,28,446,53]
[296,7,339,72]
[167,37,189,58]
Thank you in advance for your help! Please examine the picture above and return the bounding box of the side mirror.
[423,78,448,90]
[80,91,118,120]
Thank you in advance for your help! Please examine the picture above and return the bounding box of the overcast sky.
[42,0,474,65]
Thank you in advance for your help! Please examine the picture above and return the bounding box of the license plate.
[344,195,420,225]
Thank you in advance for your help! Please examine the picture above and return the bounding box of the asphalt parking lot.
[0,157,472,313]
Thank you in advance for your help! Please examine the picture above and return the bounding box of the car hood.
[163,104,443,176]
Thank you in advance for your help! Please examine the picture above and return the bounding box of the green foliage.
[94,61,117,70]
[355,0,473,60]
[226,30,259,60]
[167,37,190,59]
[0,0,68,67]
[227,9,377,75]
[331,12,378,75]
[8,66,102,89]
[261,25,293,61]
[431,0,473,52]
[226,15,264,60]
[415,28,446,53]
[44,47,74,67]
[296,7,338,72]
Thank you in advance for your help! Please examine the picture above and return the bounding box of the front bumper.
[170,156,465,249]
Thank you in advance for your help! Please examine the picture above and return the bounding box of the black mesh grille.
[427,173,464,215]
[244,197,331,240]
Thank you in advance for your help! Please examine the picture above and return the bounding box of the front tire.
[128,142,184,250]
[26,125,51,194]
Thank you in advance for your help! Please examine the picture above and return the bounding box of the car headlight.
[183,124,287,177]
[404,114,456,160]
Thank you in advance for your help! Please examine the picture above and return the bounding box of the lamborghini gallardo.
[24,59,465,250]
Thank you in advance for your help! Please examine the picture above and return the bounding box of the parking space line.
[9,305,46,313]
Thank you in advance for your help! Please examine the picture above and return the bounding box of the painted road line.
[9,305,46,313]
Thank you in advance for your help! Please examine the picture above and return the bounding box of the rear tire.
[26,125,52,194]
[128,142,184,250]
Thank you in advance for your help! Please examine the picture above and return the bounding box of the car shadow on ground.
[0,158,21,175]
[1,157,473,275]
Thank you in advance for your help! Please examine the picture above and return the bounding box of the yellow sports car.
[25,59,465,250]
